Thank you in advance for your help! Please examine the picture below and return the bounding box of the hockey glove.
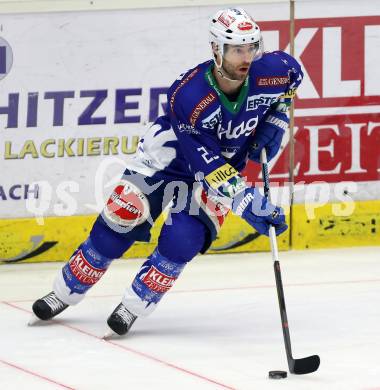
[232,187,287,236]
[249,111,288,163]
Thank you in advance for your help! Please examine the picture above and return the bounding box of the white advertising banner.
[0,1,379,219]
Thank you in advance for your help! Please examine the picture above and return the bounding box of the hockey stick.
[260,148,320,375]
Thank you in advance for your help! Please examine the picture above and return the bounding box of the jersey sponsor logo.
[169,68,199,113]
[177,122,200,134]
[206,163,238,189]
[142,266,176,293]
[104,179,150,227]
[217,13,236,28]
[222,176,247,198]
[69,250,106,285]
[189,92,217,126]
[280,87,297,99]
[256,76,289,87]
[217,117,258,139]
[237,21,253,31]
[201,106,222,129]
[274,102,290,113]
[246,93,281,111]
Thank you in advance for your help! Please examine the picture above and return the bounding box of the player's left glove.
[249,110,288,163]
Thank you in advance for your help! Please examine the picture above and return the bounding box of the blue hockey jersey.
[129,50,303,204]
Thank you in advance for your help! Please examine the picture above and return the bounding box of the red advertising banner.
[245,16,380,185]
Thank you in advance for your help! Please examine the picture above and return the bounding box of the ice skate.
[29,291,69,324]
[103,303,137,339]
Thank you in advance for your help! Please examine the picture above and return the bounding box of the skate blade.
[28,314,41,326]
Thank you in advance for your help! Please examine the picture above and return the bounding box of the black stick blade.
[291,355,320,375]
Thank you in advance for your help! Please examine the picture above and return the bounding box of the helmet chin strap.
[214,54,243,83]
[216,66,242,83]
[214,50,245,83]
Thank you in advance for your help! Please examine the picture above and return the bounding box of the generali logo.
[257,76,289,87]
[189,92,217,126]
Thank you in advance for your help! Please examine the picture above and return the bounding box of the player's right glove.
[232,187,287,236]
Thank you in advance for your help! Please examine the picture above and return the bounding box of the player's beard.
[221,59,251,81]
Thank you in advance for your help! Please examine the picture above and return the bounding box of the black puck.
[268,370,287,379]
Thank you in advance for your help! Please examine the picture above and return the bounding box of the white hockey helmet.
[209,8,263,65]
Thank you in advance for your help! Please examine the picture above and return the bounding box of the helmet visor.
[223,41,262,62]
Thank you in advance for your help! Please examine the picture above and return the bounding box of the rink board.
[292,199,380,249]
[1,200,379,263]
[0,212,290,263]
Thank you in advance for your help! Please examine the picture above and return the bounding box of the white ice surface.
[0,247,379,390]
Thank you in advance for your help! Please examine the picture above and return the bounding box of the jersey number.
[197,147,220,164]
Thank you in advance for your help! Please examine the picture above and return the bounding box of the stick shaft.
[260,148,294,367]
[260,149,279,262]
[289,0,296,248]
[273,260,294,368]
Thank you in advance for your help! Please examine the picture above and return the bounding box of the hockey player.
[31,8,303,337]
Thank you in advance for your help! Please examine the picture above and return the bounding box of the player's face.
[222,43,257,80]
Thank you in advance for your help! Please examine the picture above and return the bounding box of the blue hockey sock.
[54,237,114,305]
[122,213,207,316]
[122,248,186,316]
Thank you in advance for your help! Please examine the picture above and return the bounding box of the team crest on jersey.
[201,106,222,129]
[217,117,258,140]
[104,180,150,227]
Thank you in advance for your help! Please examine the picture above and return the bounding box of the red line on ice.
[0,358,75,389]
[2,301,236,390]
[7,277,380,303]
